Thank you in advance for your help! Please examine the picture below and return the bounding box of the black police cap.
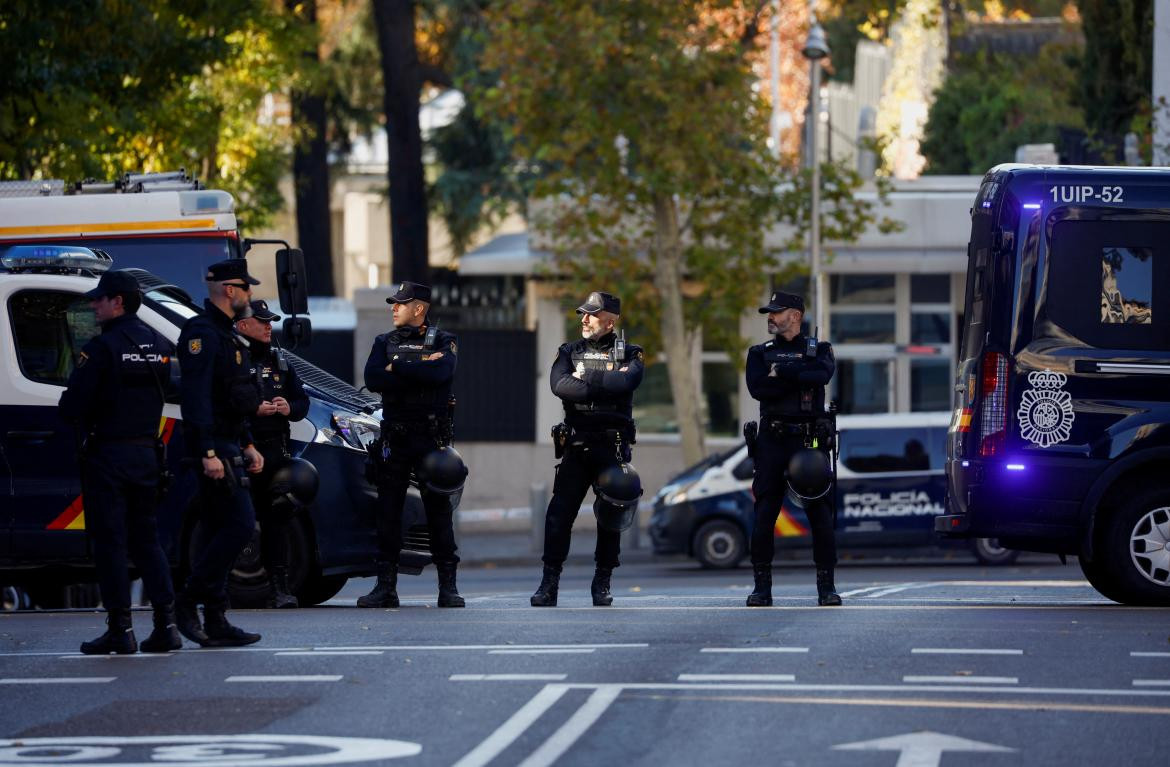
[576,291,621,316]
[83,269,141,300]
[759,291,805,314]
[206,259,260,285]
[248,299,281,322]
[386,281,432,304]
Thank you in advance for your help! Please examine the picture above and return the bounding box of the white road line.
[1133,680,1170,687]
[679,674,796,682]
[912,648,1024,656]
[0,677,115,685]
[488,649,595,655]
[450,674,568,681]
[320,644,648,651]
[1131,652,1170,658]
[518,686,622,767]
[903,676,1019,685]
[451,684,569,767]
[838,585,894,597]
[225,675,343,683]
[701,647,809,654]
[275,651,384,657]
[863,583,937,598]
[59,654,170,660]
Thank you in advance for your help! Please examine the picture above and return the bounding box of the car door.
[1,287,98,562]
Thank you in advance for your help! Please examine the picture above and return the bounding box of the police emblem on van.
[1017,369,1074,447]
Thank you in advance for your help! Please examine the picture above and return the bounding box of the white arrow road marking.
[833,731,1015,767]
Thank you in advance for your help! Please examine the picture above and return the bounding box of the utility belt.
[552,422,635,461]
[84,433,173,500]
[744,416,837,458]
[365,416,452,483]
[253,432,291,457]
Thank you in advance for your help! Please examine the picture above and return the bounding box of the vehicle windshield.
[144,286,200,323]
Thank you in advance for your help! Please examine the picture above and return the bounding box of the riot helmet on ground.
[270,457,320,512]
[593,462,642,531]
[786,448,833,501]
[420,446,468,495]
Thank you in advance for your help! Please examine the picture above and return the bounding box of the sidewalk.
[455,528,660,568]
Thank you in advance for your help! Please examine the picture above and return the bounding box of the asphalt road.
[1,559,1167,767]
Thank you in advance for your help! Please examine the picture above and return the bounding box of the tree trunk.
[652,193,705,466]
[287,0,335,296]
[372,0,429,284]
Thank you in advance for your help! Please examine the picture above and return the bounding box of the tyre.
[692,519,746,569]
[1097,486,1170,606]
[185,514,311,609]
[298,573,349,606]
[1078,554,1128,604]
[971,537,1020,566]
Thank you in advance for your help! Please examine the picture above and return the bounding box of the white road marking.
[863,583,937,599]
[451,684,569,767]
[839,584,896,597]
[678,674,796,682]
[904,676,1019,685]
[911,648,1023,656]
[1132,680,1170,687]
[700,646,809,654]
[0,677,115,684]
[276,651,385,657]
[1131,652,1170,658]
[225,675,343,683]
[322,643,647,651]
[450,674,568,681]
[488,649,595,655]
[517,686,622,767]
[833,730,1015,766]
[59,654,170,659]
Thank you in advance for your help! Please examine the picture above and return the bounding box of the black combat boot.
[139,603,183,653]
[530,565,561,607]
[266,567,299,609]
[816,569,842,606]
[591,567,614,607]
[356,563,399,608]
[436,563,465,608]
[202,605,261,647]
[175,593,211,646]
[80,608,138,655]
[746,564,773,607]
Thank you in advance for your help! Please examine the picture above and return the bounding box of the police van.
[936,164,1170,606]
[649,412,1017,568]
[0,176,431,607]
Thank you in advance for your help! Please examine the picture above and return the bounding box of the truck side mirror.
[276,248,309,315]
[283,317,312,347]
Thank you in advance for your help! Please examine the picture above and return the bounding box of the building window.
[701,361,738,437]
[832,274,895,304]
[633,362,676,434]
[910,359,951,412]
[910,312,950,345]
[832,313,896,344]
[834,359,890,414]
[911,274,950,303]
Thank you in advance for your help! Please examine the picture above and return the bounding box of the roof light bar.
[0,245,112,273]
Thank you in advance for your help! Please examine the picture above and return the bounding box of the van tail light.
[979,351,1009,456]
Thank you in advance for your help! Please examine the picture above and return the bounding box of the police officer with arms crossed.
[175,259,266,645]
[531,291,644,607]
[359,281,466,609]
[744,291,841,607]
[59,270,182,654]
[236,299,311,608]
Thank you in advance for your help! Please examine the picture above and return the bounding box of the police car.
[0,240,430,608]
[649,412,1017,568]
[937,164,1170,606]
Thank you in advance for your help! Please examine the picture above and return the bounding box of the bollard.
[530,482,548,553]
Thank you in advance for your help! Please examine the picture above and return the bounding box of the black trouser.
[750,427,837,568]
[542,437,627,570]
[182,440,256,607]
[248,437,291,572]
[374,427,459,568]
[83,443,175,611]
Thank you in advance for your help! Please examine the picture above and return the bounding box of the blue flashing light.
[1005,463,1026,471]
[960,460,970,468]
[1022,203,1041,210]
[0,245,112,273]
[981,201,993,208]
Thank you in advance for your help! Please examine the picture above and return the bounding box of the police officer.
[236,300,310,608]
[58,270,182,654]
[359,281,464,608]
[531,291,644,607]
[745,290,841,607]
[175,259,266,645]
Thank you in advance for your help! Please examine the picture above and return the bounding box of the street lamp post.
[803,12,830,338]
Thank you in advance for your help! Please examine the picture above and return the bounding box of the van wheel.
[185,515,311,609]
[692,520,746,569]
[298,574,349,606]
[1098,487,1170,606]
[971,537,1020,566]
[1078,555,1127,604]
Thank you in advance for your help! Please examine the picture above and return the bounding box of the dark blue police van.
[937,164,1170,606]
[650,413,1016,568]
[0,246,431,608]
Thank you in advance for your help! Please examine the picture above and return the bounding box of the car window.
[9,290,98,385]
[840,426,943,473]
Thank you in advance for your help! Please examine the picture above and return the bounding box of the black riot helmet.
[593,462,643,532]
[270,458,320,512]
[420,446,468,495]
[786,448,833,501]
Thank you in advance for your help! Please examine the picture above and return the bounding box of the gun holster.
[743,420,759,459]
[551,423,570,459]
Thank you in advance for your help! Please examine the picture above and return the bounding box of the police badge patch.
[188,338,202,355]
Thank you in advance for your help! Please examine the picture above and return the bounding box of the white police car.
[649,412,1017,568]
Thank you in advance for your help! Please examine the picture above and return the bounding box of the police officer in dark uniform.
[531,291,644,607]
[175,259,266,645]
[744,290,841,607]
[59,270,182,654]
[236,299,310,608]
[359,281,464,609]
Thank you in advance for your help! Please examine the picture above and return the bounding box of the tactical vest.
[217,334,263,436]
[251,346,292,441]
[91,319,171,441]
[758,339,825,418]
[381,327,447,418]
[563,338,636,431]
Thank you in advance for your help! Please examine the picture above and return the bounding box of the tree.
[480,0,897,465]
[1077,0,1153,138]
